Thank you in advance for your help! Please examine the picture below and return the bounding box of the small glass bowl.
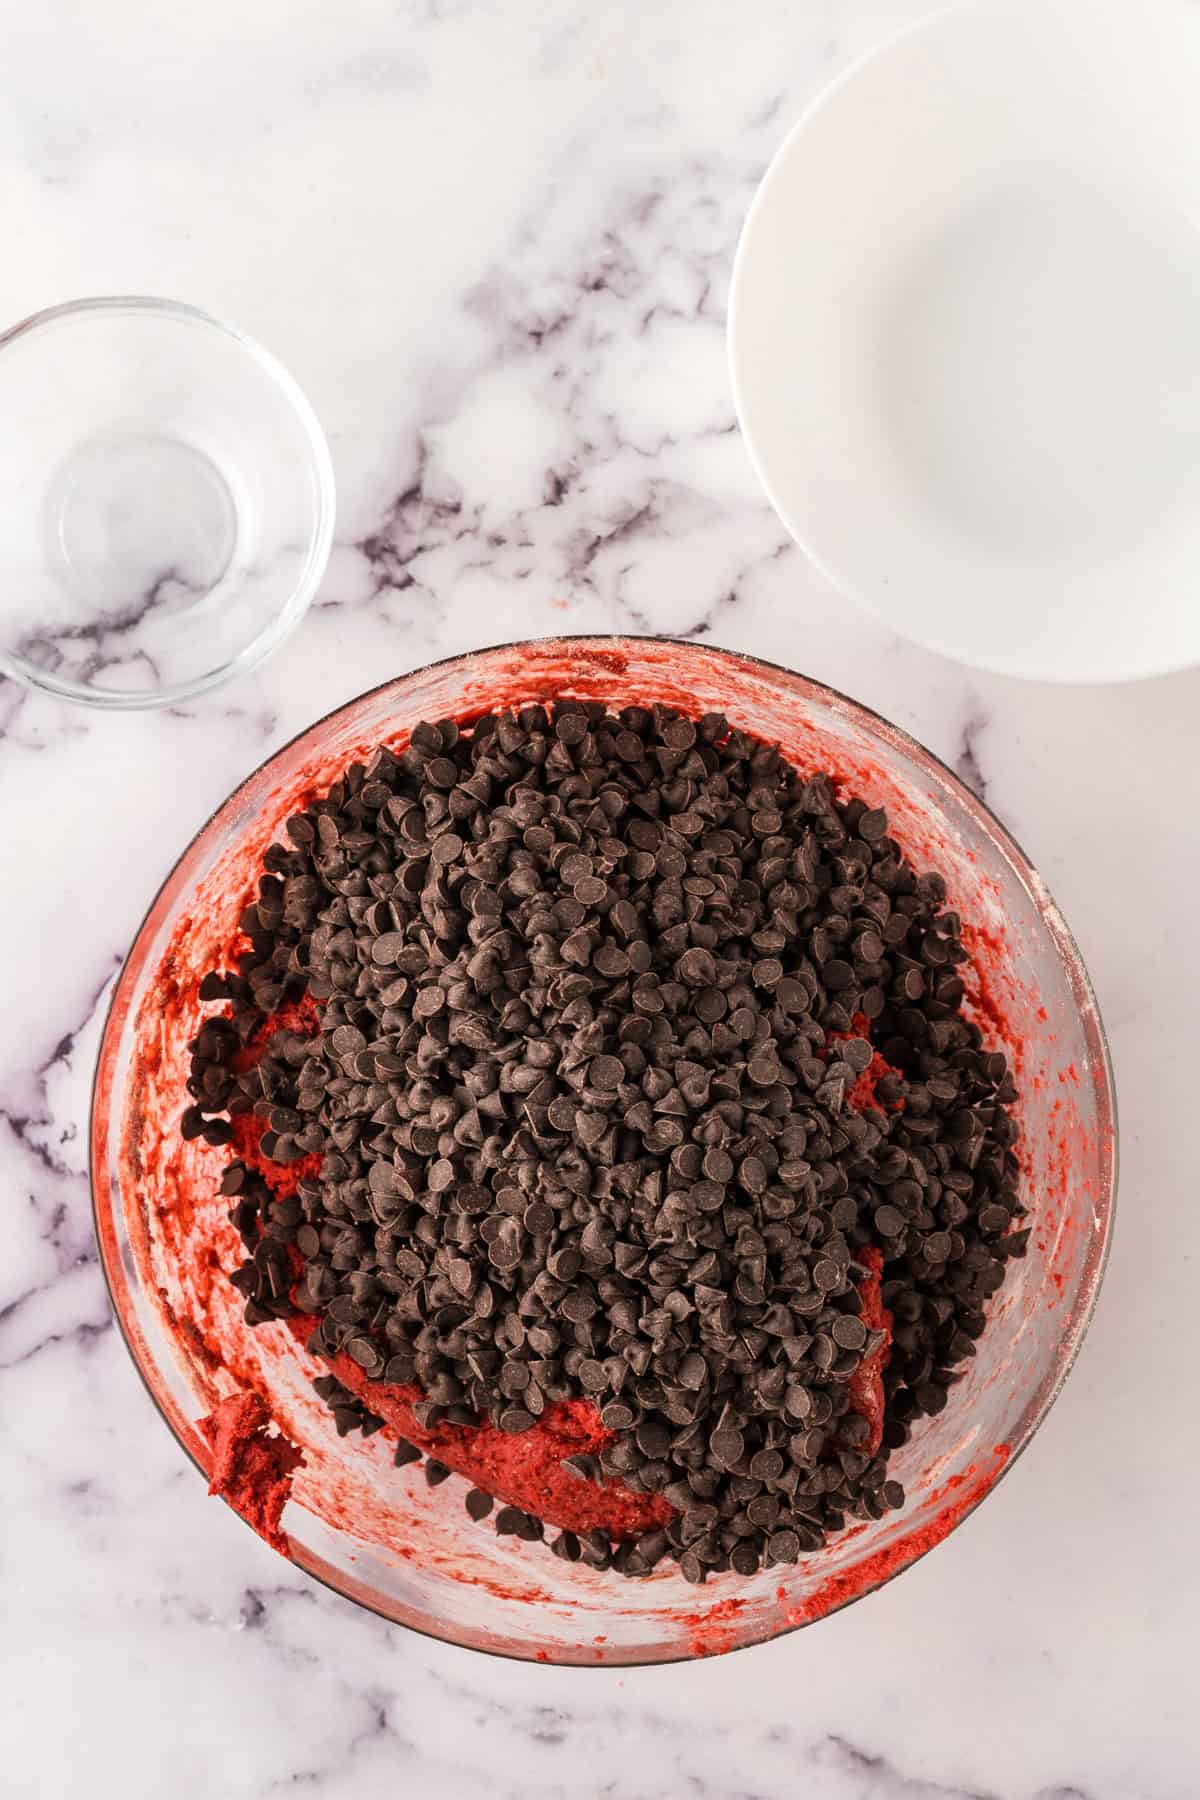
[0,296,335,709]
[92,638,1116,1663]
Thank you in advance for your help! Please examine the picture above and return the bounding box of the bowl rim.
[89,633,1118,1664]
[0,293,337,711]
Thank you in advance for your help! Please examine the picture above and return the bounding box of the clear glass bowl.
[91,638,1116,1664]
[0,297,335,708]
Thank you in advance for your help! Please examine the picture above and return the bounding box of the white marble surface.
[2,2,1198,1795]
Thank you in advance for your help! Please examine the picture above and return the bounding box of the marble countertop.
[2,2,1197,1795]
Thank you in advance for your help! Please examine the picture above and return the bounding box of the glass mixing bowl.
[91,637,1116,1664]
[0,297,335,708]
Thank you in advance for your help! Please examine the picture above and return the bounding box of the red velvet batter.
[229,992,323,1198]
[847,1246,891,1456]
[230,1110,321,1200]
[846,1050,899,1116]
[199,1391,304,1554]
[828,1012,905,1118]
[283,1312,672,1537]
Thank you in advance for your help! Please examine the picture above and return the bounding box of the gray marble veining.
[2,2,1198,1796]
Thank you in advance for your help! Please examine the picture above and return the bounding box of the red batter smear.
[283,1311,671,1537]
[828,1012,905,1118]
[235,990,321,1062]
[779,1445,1011,1630]
[228,991,323,1199]
[230,1111,321,1200]
[846,1049,900,1116]
[198,1391,304,1554]
[847,1246,891,1455]
[823,1016,897,1454]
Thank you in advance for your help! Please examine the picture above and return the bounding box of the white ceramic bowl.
[730,0,1200,682]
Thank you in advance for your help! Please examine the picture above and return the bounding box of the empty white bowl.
[730,0,1200,682]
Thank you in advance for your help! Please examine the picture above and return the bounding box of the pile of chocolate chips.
[184,701,1025,1581]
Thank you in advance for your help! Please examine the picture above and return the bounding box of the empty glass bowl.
[92,638,1116,1662]
[0,297,335,708]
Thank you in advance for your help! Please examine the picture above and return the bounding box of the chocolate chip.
[679,1550,705,1584]
[710,1425,744,1468]
[831,1315,868,1352]
[191,697,1020,1586]
[555,712,588,746]
[636,1419,671,1458]
[370,932,405,966]
[578,1358,608,1393]
[499,1407,535,1434]
[588,1055,624,1090]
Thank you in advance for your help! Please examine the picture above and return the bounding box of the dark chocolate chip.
[190,697,1020,1586]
